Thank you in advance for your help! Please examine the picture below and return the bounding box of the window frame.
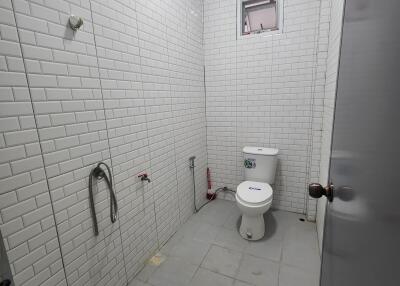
[237,0,284,38]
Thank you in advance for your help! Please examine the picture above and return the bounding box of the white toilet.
[236,146,279,240]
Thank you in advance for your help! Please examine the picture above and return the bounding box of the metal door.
[320,0,400,285]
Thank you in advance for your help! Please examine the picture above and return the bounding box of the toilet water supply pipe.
[189,156,235,213]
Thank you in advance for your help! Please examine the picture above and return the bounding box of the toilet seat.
[236,181,273,206]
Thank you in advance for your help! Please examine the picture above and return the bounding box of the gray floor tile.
[193,222,221,243]
[190,210,229,227]
[279,264,319,286]
[165,238,211,265]
[160,230,184,254]
[191,268,235,286]
[207,198,237,210]
[283,223,318,248]
[244,238,282,262]
[179,219,220,243]
[147,257,198,286]
[133,201,320,286]
[201,245,243,278]
[236,254,279,286]
[263,211,290,241]
[214,227,249,252]
[128,278,152,286]
[233,280,254,286]
[222,209,241,231]
[136,263,159,283]
[191,199,235,227]
[281,240,320,272]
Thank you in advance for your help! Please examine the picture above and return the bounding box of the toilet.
[236,147,279,240]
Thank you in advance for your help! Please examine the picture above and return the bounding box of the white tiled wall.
[0,1,67,285]
[204,0,336,218]
[306,0,332,220]
[134,0,207,260]
[1,0,207,285]
[11,0,126,285]
[163,0,208,225]
[90,0,157,281]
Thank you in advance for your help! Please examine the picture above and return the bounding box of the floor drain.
[299,218,305,222]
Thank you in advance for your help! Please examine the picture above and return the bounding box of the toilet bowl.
[236,181,273,240]
[236,146,278,240]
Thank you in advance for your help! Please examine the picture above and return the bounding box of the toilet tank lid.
[243,147,279,156]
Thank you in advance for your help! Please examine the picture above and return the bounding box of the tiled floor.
[130,199,320,286]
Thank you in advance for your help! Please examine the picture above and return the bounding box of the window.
[239,0,283,36]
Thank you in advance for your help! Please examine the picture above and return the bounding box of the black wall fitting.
[88,162,118,236]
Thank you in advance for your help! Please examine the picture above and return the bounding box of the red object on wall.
[207,168,211,190]
[206,192,217,200]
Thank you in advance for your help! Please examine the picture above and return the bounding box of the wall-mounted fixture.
[69,15,83,31]
[138,173,151,183]
[88,162,118,236]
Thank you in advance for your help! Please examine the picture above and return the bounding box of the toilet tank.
[243,146,279,184]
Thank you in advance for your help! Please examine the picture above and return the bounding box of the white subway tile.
[4,129,38,146]
[1,198,37,222]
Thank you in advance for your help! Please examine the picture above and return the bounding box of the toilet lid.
[237,181,273,204]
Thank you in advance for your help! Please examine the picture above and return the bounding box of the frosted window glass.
[241,0,280,35]
[248,6,276,31]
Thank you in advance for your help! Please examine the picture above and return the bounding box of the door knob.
[308,183,334,202]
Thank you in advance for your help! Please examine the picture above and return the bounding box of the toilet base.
[239,214,265,241]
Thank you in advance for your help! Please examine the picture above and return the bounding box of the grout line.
[161,3,181,244]
[134,2,161,252]
[304,0,326,220]
[168,2,182,227]
[9,0,69,285]
[87,0,129,284]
